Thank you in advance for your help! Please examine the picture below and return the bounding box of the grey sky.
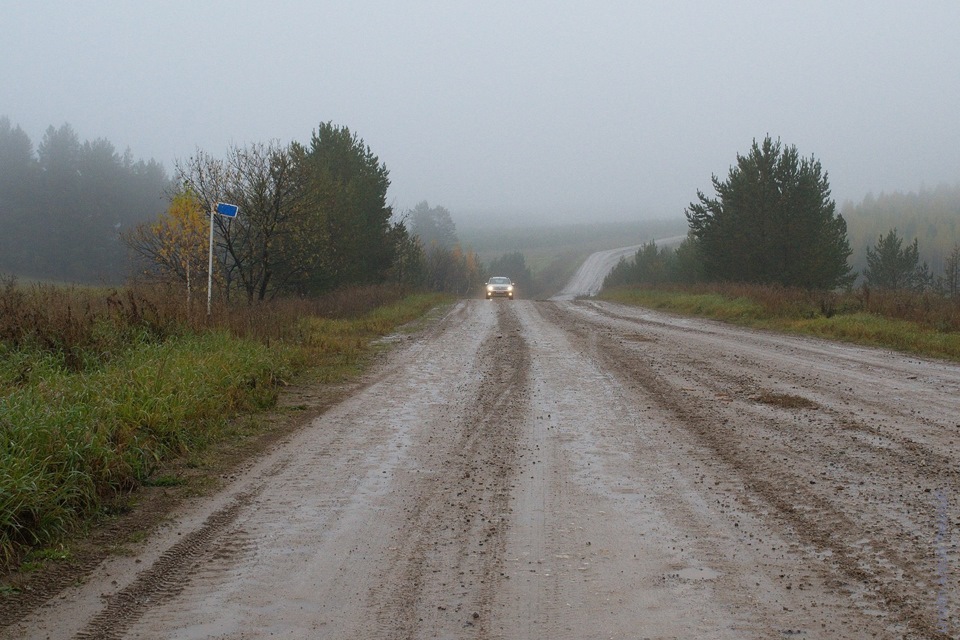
[3,1,959,224]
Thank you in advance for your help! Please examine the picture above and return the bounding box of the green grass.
[606,289,767,323]
[0,331,284,566]
[784,312,960,359]
[0,286,449,570]
[17,545,72,573]
[602,286,960,361]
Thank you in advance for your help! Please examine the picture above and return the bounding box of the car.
[485,276,515,300]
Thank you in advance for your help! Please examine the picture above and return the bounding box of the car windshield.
[489,277,511,284]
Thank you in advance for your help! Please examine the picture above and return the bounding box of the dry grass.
[0,276,411,365]
[605,282,960,331]
[602,283,960,361]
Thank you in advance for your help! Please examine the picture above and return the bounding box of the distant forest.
[2,113,959,288]
[0,116,169,283]
[842,184,960,277]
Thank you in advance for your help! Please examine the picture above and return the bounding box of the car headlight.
[487,285,494,291]
[507,285,513,291]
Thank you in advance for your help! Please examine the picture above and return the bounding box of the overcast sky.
[3,1,959,225]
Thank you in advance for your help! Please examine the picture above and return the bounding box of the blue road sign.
[215,202,239,217]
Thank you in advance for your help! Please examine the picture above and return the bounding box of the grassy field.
[601,284,960,361]
[0,279,447,570]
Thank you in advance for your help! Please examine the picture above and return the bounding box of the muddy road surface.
[5,298,959,639]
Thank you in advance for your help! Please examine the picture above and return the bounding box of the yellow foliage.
[154,192,207,266]
[147,191,218,294]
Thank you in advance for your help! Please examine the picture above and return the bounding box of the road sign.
[208,202,238,316]
[215,202,239,217]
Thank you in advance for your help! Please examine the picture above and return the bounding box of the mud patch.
[753,392,818,410]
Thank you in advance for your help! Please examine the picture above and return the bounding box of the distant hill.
[457,217,689,299]
[459,218,687,266]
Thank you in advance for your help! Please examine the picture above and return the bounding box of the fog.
[4,1,960,226]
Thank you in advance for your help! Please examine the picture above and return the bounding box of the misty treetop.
[0,117,169,283]
[397,200,485,296]
[685,136,854,290]
[842,184,960,276]
[407,201,458,251]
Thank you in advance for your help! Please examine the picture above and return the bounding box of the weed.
[126,530,149,544]
[106,544,136,557]
[26,545,71,562]
[18,545,71,572]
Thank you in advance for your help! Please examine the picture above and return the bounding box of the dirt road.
[4,296,959,639]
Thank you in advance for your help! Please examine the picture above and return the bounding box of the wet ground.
[3,297,959,639]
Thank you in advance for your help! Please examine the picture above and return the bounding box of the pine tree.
[685,136,853,289]
[863,229,931,291]
[298,122,394,292]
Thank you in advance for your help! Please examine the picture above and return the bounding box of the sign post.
[208,202,239,316]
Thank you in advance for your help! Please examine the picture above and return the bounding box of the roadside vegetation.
[0,278,447,571]
[601,136,960,361]
[843,184,960,279]
[601,284,960,361]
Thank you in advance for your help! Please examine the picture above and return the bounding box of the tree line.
[0,116,520,300]
[126,126,509,302]
[605,136,960,297]
[5,116,952,300]
[402,201,535,297]
[0,117,168,283]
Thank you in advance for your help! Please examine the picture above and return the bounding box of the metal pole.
[207,203,215,317]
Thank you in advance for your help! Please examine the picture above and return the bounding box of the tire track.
[73,486,261,640]
[586,301,960,478]
[371,302,531,639]
[543,300,955,639]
